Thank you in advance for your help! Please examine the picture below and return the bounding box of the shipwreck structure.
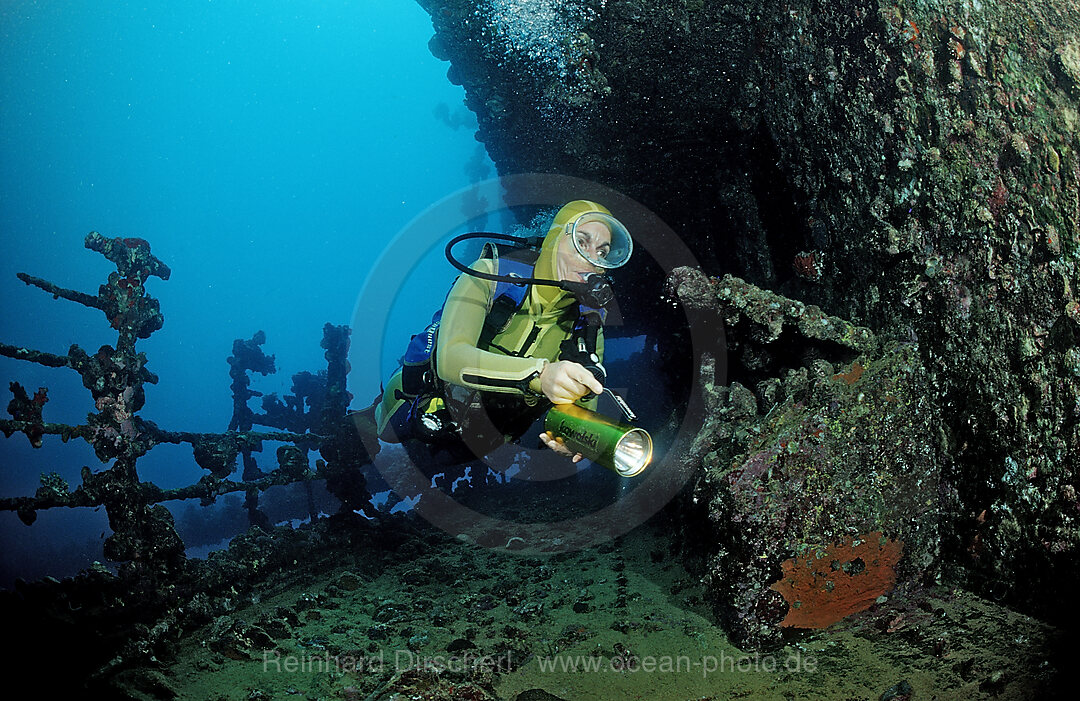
[2,0,1078,690]
[416,0,1080,637]
[0,234,383,686]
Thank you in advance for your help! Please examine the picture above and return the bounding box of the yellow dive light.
[544,404,653,477]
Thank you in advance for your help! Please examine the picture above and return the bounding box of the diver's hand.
[539,430,584,463]
[539,360,604,404]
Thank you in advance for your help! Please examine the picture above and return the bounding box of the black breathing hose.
[444,232,565,288]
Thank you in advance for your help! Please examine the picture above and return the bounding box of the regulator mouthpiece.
[544,404,653,477]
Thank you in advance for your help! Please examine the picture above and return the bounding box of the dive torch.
[545,403,653,477]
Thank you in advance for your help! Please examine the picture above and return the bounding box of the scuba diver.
[373,200,635,476]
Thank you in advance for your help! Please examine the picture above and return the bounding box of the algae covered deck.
[162,524,1062,701]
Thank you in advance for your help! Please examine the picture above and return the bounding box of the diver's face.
[557,220,612,282]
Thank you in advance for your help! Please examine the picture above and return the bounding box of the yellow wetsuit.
[375,200,607,448]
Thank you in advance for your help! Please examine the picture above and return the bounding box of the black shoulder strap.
[477,245,540,349]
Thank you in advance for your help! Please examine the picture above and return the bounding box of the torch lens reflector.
[613,428,653,477]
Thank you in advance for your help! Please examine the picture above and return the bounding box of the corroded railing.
[1,233,376,582]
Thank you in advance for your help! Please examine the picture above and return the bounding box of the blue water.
[0,1,497,584]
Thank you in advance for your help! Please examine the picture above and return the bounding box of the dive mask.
[566,212,633,269]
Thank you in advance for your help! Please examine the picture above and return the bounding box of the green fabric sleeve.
[435,259,547,394]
